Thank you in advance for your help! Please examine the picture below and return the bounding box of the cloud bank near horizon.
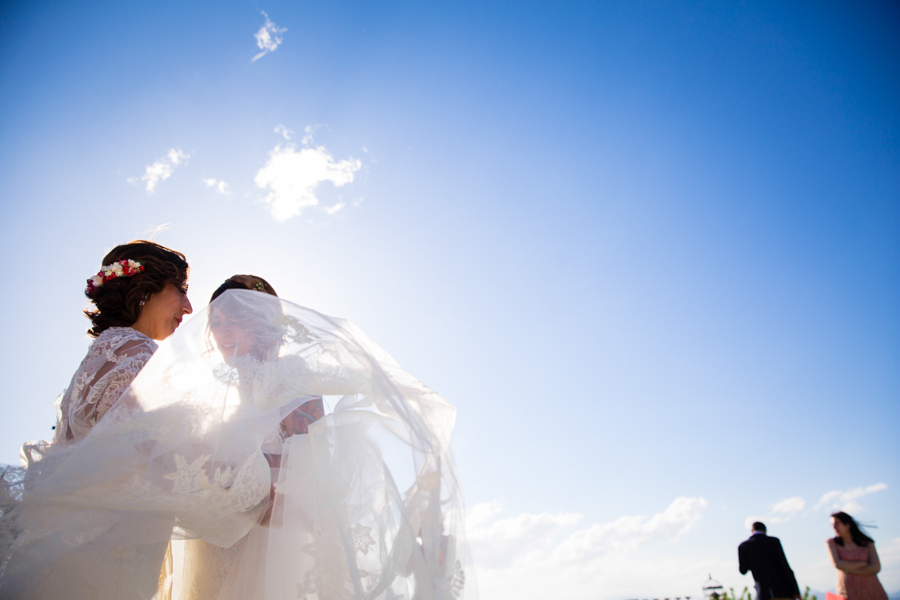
[468,497,715,598]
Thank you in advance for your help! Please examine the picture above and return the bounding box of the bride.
[0,240,192,599]
[1,271,471,600]
[176,274,470,599]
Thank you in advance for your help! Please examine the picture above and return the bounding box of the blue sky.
[1,1,898,597]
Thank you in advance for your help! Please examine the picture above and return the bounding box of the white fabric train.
[0,290,472,600]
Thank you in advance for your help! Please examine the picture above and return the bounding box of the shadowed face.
[132,283,193,340]
[209,307,257,362]
[832,517,850,538]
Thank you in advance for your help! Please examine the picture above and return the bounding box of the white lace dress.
[10,327,168,599]
[0,322,274,600]
[52,327,158,445]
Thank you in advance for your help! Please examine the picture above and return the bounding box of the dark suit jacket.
[738,533,800,600]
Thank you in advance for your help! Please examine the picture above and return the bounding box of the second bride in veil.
[168,274,472,599]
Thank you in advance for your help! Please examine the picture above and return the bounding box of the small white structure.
[702,574,726,600]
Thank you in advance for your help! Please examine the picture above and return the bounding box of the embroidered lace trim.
[52,327,157,445]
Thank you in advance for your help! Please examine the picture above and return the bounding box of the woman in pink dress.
[826,511,889,600]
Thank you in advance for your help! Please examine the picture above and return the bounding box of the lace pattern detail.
[52,327,157,445]
[0,465,25,581]
[163,450,270,514]
[182,537,249,600]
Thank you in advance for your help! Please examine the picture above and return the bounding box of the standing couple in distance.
[739,514,888,600]
[0,240,470,600]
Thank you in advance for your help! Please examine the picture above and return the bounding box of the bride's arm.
[70,337,157,434]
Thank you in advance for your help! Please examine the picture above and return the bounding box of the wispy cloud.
[550,497,708,564]
[274,124,294,140]
[301,125,319,145]
[771,496,806,514]
[743,484,888,532]
[252,11,286,62]
[202,178,229,195]
[128,148,189,193]
[744,495,807,530]
[814,482,887,513]
[322,201,345,215]
[254,142,361,221]
[468,497,713,598]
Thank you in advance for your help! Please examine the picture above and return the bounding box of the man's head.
[751,522,767,534]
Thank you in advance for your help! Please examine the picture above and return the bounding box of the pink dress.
[836,544,889,600]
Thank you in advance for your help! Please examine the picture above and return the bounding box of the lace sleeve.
[85,338,156,423]
[55,328,158,443]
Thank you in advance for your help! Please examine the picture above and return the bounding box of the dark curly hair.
[84,241,189,337]
[210,274,278,302]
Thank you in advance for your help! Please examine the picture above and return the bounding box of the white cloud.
[550,497,708,564]
[274,124,294,140]
[467,497,707,568]
[468,501,502,527]
[301,125,319,146]
[322,201,345,215]
[254,144,361,221]
[772,496,805,515]
[252,11,286,62]
[743,496,807,530]
[166,148,187,166]
[814,482,887,513]
[128,148,189,193]
[467,502,581,568]
[202,178,229,195]
[468,497,712,599]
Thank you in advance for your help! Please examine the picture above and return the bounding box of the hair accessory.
[253,281,265,292]
[86,260,144,295]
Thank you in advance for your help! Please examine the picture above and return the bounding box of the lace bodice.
[52,327,158,445]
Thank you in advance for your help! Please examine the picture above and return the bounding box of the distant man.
[738,522,801,600]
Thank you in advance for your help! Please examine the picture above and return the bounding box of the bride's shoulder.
[89,327,159,359]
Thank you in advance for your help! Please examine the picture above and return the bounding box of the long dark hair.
[832,511,875,547]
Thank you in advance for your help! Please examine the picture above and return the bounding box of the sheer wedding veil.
[0,290,472,600]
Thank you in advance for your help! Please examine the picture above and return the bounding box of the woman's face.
[132,283,193,340]
[832,517,850,538]
[209,308,257,361]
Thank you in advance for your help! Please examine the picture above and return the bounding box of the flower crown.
[86,259,145,295]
